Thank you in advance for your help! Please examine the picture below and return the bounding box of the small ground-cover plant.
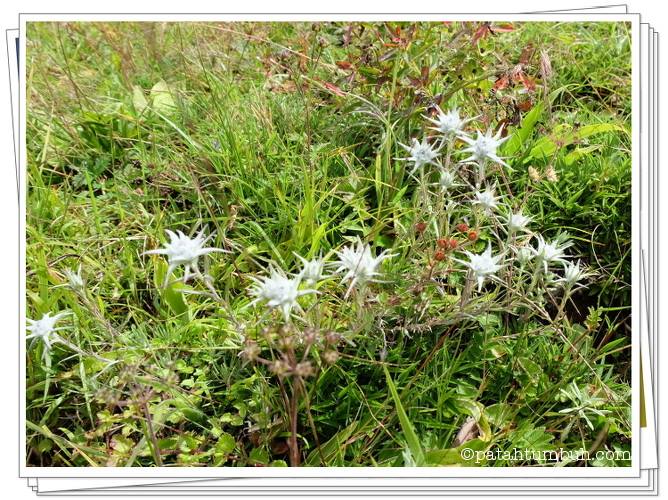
[25,21,631,467]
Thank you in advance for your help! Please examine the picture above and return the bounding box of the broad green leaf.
[132,85,148,115]
[249,447,269,465]
[163,282,189,316]
[485,403,513,429]
[503,102,543,155]
[529,122,627,160]
[564,144,603,165]
[215,432,236,455]
[452,398,484,421]
[111,435,134,455]
[150,80,177,115]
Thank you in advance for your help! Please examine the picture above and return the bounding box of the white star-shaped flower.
[516,246,534,266]
[334,238,396,297]
[63,265,85,291]
[425,106,473,137]
[249,267,315,321]
[144,228,228,285]
[26,311,70,363]
[473,188,500,212]
[460,127,510,167]
[438,169,458,191]
[507,211,532,233]
[295,254,327,285]
[559,260,590,287]
[454,244,504,292]
[531,234,573,273]
[398,138,440,175]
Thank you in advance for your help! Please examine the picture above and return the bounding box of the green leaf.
[111,435,134,455]
[503,102,543,155]
[162,281,189,316]
[132,85,148,115]
[424,438,489,466]
[215,432,236,455]
[383,365,425,466]
[529,122,627,160]
[516,356,543,384]
[485,403,513,429]
[150,80,177,115]
[304,421,358,466]
[249,447,269,465]
[452,398,484,421]
[563,144,603,165]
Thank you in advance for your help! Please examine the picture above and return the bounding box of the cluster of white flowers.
[393,101,591,297]
[248,237,396,320]
[26,101,592,366]
[399,105,511,185]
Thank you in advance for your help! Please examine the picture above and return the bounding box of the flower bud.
[456,223,469,233]
[277,335,295,351]
[436,238,448,249]
[467,230,478,242]
[434,249,446,262]
[303,328,318,346]
[294,361,315,378]
[240,341,261,362]
[528,166,541,182]
[322,350,340,365]
[269,359,290,377]
[325,331,341,345]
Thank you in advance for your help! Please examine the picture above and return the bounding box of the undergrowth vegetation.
[26,21,632,467]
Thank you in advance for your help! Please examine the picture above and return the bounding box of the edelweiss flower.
[531,234,573,273]
[295,254,327,285]
[425,106,473,137]
[473,188,500,212]
[144,229,227,285]
[460,127,510,167]
[63,265,84,291]
[455,244,503,292]
[334,238,396,297]
[507,211,532,233]
[398,138,440,175]
[249,267,315,321]
[26,311,70,363]
[559,260,589,287]
[516,246,534,266]
[438,169,458,191]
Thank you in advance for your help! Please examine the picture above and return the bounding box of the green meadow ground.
[26,21,632,467]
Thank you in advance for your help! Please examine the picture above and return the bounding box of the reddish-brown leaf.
[472,23,492,45]
[517,98,533,112]
[519,44,534,65]
[491,23,515,33]
[520,73,536,92]
[335,60,352,70]
[323,81,345,96]
[493,74,510,91]
[420,65,430,84]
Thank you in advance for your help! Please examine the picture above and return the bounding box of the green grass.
[26,21,631,467]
